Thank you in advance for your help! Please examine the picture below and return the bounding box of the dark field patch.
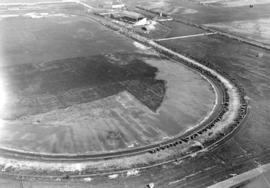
[2,54,166,120]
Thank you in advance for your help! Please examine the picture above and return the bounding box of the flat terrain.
[0,7,215,155]
[0,13,135,66]
[205,18,270,45]
[126,0,270,48]
[157,21,205,39]
[0,0,61,3]
[1,0,270,188]
[126,0,270,24]
[197,0,270,7]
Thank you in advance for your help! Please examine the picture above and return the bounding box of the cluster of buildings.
[96,0,164,33]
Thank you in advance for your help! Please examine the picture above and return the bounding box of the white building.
[112,0,125,9]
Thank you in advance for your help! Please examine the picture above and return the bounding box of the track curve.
[0,8,248,179]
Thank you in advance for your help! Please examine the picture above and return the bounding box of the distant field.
[205,18,270,46]
[0,0,61,3]
[125,0,198,15]
[196,0,270,7]
[0,7,215,155]
[161,21,205,38]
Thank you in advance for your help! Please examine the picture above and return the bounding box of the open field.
[126,0,198,15]
[0,13,136,66]
[0,7,215,155]
[0,0,269,188]
[126,0,270,24]
[208,163,270,188]
[0,0,61,3]
[205,18,270,46]
[196,0,270,7]
[158,21,205,38]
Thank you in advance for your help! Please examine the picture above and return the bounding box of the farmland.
[0,0,269,188]
[0,4,215,156]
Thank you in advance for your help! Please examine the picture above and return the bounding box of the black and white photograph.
[0,0,269,187]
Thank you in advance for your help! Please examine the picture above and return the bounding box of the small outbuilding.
[111,11,145,23]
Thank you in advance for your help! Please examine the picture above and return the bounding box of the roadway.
[155,32,217,42]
